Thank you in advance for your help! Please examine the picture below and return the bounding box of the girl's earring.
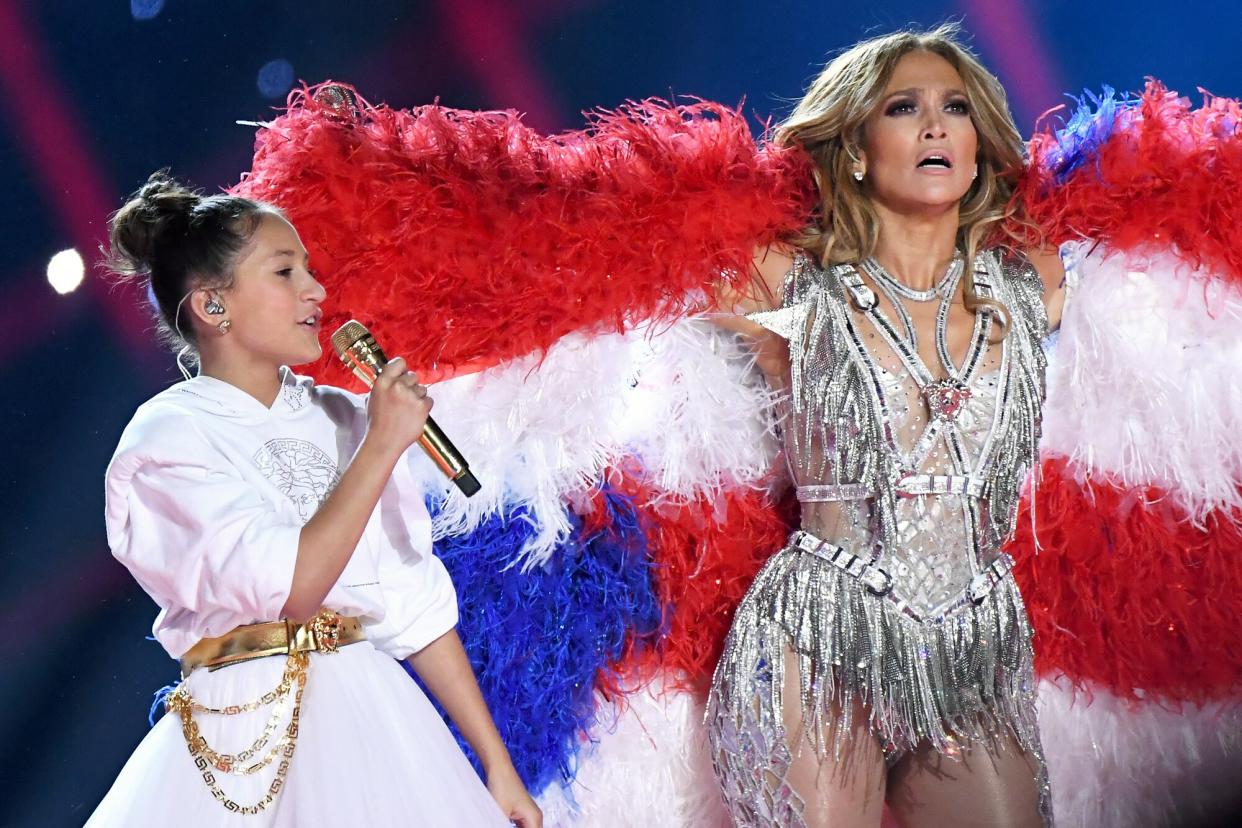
[217,319,232,334]
[972,165,979,180]
[853,168,865,182]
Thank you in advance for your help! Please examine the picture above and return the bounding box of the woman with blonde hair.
[708,24,1065,827]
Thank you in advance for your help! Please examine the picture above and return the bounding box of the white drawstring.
[171,290,198,381]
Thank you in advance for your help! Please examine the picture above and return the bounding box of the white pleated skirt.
[87,641,510,827]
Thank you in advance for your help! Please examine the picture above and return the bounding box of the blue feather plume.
[1041,86,1141,183]
[419,483,662,795]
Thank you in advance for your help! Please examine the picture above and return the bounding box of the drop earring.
[853,168,865,182]
[217,319,232,334]
[972,165,979,180]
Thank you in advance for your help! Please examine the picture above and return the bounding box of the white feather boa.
[1040,677,1242,827]
[536,680,728,827]
[411,318,779,566]
[1042,242,1242,520]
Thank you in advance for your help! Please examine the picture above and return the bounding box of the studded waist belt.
[797,473,990,504]
[790,530,893,596]
[791,530,1015,608]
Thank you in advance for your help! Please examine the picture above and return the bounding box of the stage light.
[48,248,85,295]
[257,59,294,99]
[130,0,165,21]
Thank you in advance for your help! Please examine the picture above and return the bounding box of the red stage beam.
[959,0,1068,127]
[0,0,158,366]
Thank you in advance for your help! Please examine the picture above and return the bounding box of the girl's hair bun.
[106,169,202,278]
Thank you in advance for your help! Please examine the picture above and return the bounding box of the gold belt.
[179,610,365,677]
[167,609,365,814]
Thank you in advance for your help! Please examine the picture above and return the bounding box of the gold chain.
[177,652,306,715]
[170,687,293,773]
[167,651,309,813]
[164,610,348,813]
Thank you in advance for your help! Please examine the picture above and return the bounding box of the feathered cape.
[228,80,1242,827]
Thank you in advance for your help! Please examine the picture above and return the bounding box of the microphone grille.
[330,319,371,360]
[331,320,389,387]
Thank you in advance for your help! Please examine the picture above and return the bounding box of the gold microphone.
[331,320,481,497]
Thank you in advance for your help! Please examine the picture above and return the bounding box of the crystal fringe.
[707,542,1049,826]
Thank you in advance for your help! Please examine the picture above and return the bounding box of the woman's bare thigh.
[779,647,888,828]
[885,729,1045,828]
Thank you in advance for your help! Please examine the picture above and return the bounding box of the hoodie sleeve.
[104,406,302,629]
[361,450,459,660]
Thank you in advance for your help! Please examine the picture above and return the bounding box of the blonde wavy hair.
[778,23,1030,323]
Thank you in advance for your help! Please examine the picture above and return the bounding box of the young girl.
[88,172,541,827]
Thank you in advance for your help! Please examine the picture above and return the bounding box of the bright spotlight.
[48,248,85,295]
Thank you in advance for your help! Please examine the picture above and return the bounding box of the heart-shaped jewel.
[925,379,972,421]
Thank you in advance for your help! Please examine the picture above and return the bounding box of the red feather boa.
[627,482,795,693]
[1016,80,1242,286]
[1008,457,1242,702]
[231,80,1242,704]
[233,82,813,384]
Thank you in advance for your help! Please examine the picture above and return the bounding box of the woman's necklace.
[859,254,965,351]
[861,255,962,302]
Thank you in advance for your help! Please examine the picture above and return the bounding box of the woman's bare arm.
[714,243,798,316]
[407,630,541,826]
[1025,247,1067,332]
[706,244,799,380]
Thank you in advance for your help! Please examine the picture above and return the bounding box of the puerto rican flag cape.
[230,81,1242,827]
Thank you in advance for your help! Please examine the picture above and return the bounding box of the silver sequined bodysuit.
[707,248,1052,826]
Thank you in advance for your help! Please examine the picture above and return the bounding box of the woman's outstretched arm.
[1025,246,1068,332]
